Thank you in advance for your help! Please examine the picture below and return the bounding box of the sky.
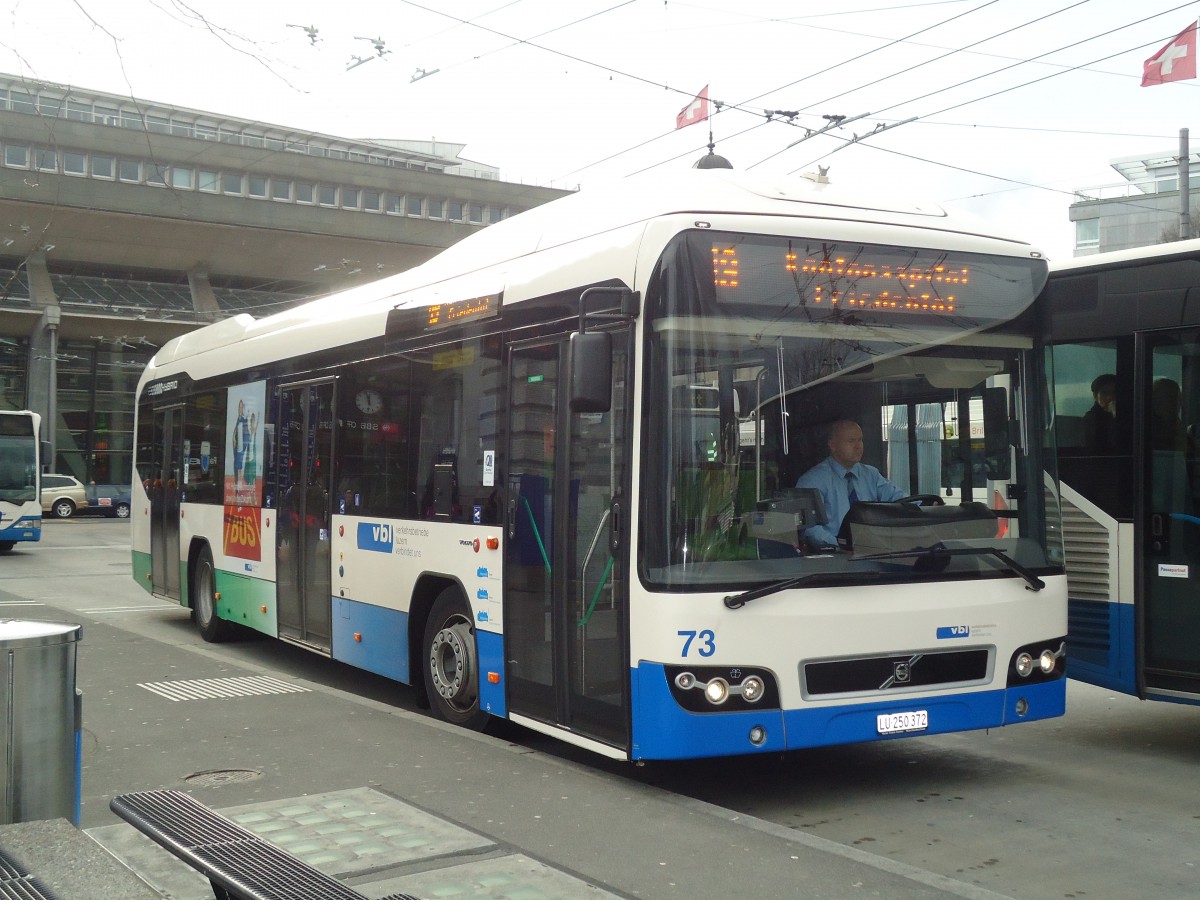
[3,0,1200,261]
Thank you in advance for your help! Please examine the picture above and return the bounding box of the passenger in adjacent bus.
[1083,373,1118,452]
[1150,378,1191,453]
[795,419,905,549]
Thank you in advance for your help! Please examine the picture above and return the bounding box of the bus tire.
[422,587,487,730]
[0,541,14,554]
[191,545,234,643]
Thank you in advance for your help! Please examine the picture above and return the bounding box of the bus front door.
[276,380,335,652]
[1142,332,1200,697]
[505,333,630,751]
[149,406,183,600]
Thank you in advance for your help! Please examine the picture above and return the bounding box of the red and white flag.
[1142,20,1198,87]
[675,85,709,129]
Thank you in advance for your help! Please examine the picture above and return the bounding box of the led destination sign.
[425,294,501,330]
[386,293,503,341]
[711,242,983,315]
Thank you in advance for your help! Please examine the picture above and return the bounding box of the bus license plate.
[876,710,928,734]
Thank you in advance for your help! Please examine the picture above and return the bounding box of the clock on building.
[355,389,383,414]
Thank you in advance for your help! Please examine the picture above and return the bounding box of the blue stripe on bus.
[1067,598,1138,696]
[476,630,506,718]
[0,516,40,541]
[331,598,410,682]
[329,597,507,718]
[630,661,1065,761]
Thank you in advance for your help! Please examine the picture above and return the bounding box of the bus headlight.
[705,677,730,705]
[663,665,780,712]
[740,675,765,703]
[1015,652,1034,677]
[1006,638,1066,686]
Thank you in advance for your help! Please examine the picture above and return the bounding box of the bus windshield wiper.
[724,570,885,609]
[855,545,1045,592]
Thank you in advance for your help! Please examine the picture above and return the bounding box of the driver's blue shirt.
[795,457,905,548]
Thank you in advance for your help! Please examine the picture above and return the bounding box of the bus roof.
[1050,238,1200,276]
[145,169,1043,376]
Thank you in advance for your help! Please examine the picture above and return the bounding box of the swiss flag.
[675,86,709,129]
[1142,20,1198,86]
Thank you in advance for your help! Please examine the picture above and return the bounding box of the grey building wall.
[1069,190,1200,256]
[0,75,571,486]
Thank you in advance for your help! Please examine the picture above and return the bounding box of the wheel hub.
[429,621,475,705]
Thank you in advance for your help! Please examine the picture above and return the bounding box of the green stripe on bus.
[212,569,277,637]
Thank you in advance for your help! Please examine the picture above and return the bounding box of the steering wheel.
[899,494,946,506]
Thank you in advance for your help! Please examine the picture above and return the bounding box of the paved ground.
[1,523,1017,899]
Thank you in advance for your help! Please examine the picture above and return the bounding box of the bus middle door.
[275,379,336,652]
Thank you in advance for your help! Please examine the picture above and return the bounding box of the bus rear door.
[149,406,184,600]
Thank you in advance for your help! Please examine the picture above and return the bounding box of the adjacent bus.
[0,409,42,551]
[1045,239,1200,704]
[131,169,1066,760]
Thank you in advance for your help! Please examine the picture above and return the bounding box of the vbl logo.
[937,624,970,639]
[357,522,394,553]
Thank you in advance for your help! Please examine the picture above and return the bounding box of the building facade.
[0,74,570,491]
[1070,150,1200,256]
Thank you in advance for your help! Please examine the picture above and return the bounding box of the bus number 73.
[678,630,716,658]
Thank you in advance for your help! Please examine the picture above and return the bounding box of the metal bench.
[111,789,419,900]
[0,846,62,900]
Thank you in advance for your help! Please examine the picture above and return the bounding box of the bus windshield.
[0,432,38,503]
[642,230,1060,590]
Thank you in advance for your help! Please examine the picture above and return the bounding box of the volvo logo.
[881,654,923,689]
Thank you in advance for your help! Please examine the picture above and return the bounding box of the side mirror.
[982,387,1011,480]
[569,330,612,413]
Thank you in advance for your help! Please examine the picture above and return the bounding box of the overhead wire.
[564,0,1009,178]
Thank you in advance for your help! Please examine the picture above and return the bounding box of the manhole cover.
[184,769,262,787]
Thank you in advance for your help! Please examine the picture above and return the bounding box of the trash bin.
[1,619,82,825]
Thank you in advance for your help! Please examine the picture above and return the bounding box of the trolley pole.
[1180,127,1190,241]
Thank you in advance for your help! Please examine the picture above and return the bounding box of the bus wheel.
[423,588,487,730]
[192,546,234,642]
[0,541,14,554]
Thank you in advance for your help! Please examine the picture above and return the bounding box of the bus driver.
[796,419,905,549]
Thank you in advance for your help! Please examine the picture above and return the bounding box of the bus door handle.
[508,495,519,540]
[609,498,622,555]
[1151,513,1168,553]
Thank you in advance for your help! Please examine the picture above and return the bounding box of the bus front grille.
[802,648,991,698]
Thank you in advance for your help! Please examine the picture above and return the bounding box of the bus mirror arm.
[575,286,639,333]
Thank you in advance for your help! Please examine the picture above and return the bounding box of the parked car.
[91,488,131,518]
[41,474,90,518]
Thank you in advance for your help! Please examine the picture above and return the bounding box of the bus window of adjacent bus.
[1050,339,1132,519]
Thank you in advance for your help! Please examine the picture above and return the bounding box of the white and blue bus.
[1046,239,1200,705]
[0,409,42,551]
[131,169,1066,760]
